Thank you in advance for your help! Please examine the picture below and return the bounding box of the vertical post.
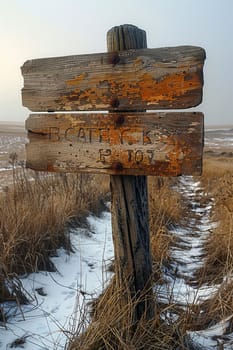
[107,24,154,321]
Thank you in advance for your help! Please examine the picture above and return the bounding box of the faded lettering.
[135,150,143,163]
[97,148,164,166]
[126,149,158,165]
[120,128,143,145]
[49,127,60,141]
[48,126,157,146]
[77,128,87,142]
[99,128,110,143]
[146,150,154,163]
[49,126,164,146]
[99,149,111,163]
[143,130,152,145]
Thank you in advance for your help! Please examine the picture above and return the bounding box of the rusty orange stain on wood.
[22,46,205,111]
[66,73,88,87]
[138,70,203,103]
[45,164,56,172]
[60,68,203,109]
[165,134,196,174]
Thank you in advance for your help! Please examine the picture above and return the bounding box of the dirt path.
[170,177,214,286]
[156,176,233,349]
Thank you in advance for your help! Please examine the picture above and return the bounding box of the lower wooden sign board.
[26,112,203,176]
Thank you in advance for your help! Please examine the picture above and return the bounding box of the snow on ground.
[156,176,233,349]
[156,177,218,304]
[1,176,233,349]
[0,212,113,350]
[187,317,233,350]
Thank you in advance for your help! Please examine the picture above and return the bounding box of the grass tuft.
[0,160,109,302]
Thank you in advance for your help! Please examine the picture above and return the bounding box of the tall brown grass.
[198,156,233,281]
[148,177,182,276]
[0,158,109,302]
[190,155,233,330]
[68,278,182,350]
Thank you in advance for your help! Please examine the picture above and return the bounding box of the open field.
[0,122,26,190]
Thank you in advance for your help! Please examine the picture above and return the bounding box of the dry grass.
[197,280,233,329]
[148,177,182,276]
[197,155,233,282]
[187,154,233,330]
[201,156,233,189]
[0,157,109,301]
[68,279,182,350]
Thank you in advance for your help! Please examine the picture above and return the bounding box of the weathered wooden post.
[107,25,154,321]
[21,23,205,325]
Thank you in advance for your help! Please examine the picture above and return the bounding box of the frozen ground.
[204,128,233,152]
[0,130,27,190]
[1,176,233,349]
[156,177,233,349]
[0,212,113,349]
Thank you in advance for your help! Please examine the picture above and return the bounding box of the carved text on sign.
[47,126,164,146]
[26,112,203,176]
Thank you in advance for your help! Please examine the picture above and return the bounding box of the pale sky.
[0,0,233,125]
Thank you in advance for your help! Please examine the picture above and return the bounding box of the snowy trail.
[156,177,219,308]
[170,177,214,283]
[0,176,232,349]
[156,177,233,349]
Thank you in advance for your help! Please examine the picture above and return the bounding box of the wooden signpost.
[21,24,205,322]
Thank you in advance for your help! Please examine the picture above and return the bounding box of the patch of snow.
[0,212,113,349]
[155,176,229,349]
[188,316,233,350]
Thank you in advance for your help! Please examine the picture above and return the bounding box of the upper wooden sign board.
[26,112,203,176]
[21,46,205,112]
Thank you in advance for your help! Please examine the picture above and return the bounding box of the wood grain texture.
[107,24,147,51]
[25,112,203,176]
[110,174,153,320]
[21,46,205,112]
[108,24,154,322]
